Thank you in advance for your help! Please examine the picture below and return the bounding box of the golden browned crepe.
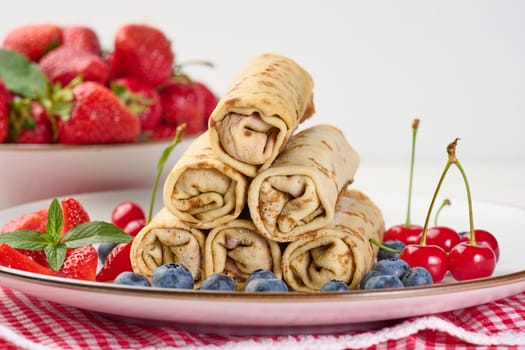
[281,189,384,292]
[204,219,282,290]
[247,124,359,242]
[163,132,249,229]
[130,208,206,287]
[208,53,315,177]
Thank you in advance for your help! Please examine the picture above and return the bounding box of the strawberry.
[194,81,217,127]
[2,24,62,62]
[0,244,58,276]
[96,241,133,282]
[39,46,109,86]
[60,245,98,280]
[149,123,179,140]
[159,79,205,135]
[0,80,8,142]
[57,81,141,144]
[112,24,174,86]
[1,208,48,233]
[62,26,102,56]
[60,197,90,235]
[111,77,162,131]
[14,101,53,144]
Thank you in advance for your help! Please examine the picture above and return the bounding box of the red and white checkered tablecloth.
[1,286,525,350]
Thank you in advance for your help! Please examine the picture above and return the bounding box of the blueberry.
[151,263,194,289]
[401,267,433,287]
[114,272,150,287]
[377,240,405,261]
[320,279,349,292]
[200,273,235,291]
[98,242,116,263]
[359,270,383,289]
[245,269,277,285]
[245,278,289,292]
[372,259,410,279]
[363,275,403,289]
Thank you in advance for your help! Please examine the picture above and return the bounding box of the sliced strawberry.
[2,24,62,61]
[96,242,133,282]
[0,244,58,276]
[0,209,48,233]
[62,26,102,56]
[39,46,110,86]
[60,197,90,235]
[60,245,98,281]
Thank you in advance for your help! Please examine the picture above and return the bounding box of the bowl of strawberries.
[0,23,217,209]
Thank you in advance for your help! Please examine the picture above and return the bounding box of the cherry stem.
[434,198,451,227]
[147,124,186,223]
[370,238,401,253]
[448,143,476,245]
[419,139,459,245]
[405,118,419,228]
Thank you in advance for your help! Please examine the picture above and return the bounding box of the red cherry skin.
[123,219,145,237]
[111,201,145,230]
[448,242,497,281]
[383,224,423,245]
[399,244,448,283]
[459,229,500,262]
[419,226,460,253]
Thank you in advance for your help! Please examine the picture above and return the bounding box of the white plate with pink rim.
[0,188,524,336]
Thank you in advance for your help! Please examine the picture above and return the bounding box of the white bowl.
[0,138,194,209]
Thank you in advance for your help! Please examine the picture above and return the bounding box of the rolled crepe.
[281,189,384,292]
[131,208,206,287]
[163,132,249,229]
[205,219,282,290]
[247,124,359,242]
[208,53,315,177]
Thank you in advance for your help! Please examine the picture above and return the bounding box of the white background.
[1,0,524,208]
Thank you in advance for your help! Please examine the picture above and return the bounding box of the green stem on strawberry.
[434,198,451,227]
[447,140,476,246]
[405,118,419,228]
[147,123,186,223]
[419,139,458,246]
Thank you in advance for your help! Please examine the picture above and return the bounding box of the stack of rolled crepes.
[130,53,385,291]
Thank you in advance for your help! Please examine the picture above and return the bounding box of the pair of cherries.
[381,120,498,283]
[384,224,498,283]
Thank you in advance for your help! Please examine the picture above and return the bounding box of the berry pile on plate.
[0,23,217,144]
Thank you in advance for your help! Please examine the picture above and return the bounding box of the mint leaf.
[61,221,132,248]
[46,199,63,243]
[45,243,67,271]
[0,230,49,250]
[148,124,186,222]
[0,49,49,99]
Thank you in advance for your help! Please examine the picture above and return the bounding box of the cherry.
[384,119,423,244]
[399,245,447,283]
[445,139,497,280]
[459,229,499,262]
[448,242,496,281]
[111,201,145,230]
[122,219,146,237]
[418,226,460,253]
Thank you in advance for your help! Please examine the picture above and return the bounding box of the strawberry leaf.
[61,221,132,248]
[0,49,49,99]
[45,243,67,271]
[0,230,49,250]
